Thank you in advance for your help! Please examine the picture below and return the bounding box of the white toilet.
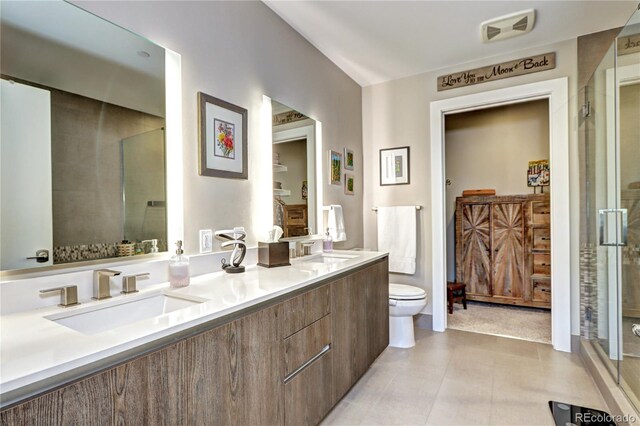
[388,283,427,348]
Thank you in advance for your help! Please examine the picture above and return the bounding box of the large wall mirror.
[1,1,175,272]
[271,100,318,238]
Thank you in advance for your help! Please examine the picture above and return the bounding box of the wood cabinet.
[331,259,389,403]
[455,194,550,308]
[1,257,389,426]
[283,204,308,237]
[0,304,284,425]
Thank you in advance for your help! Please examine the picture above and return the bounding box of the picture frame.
[329,150,342,185]
[344,173,354,195]
[344,147,354,170]
[198,92,248,179]
[527,159,550,187]
[380,146,410,185]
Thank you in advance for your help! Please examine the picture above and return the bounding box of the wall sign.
[273,110,307,126]
[617,33,640,56]
[437,52,556,91]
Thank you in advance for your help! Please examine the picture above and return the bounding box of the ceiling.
[264,1,639,87]
[1,1,165,116]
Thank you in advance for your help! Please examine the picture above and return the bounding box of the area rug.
[447,301,551,344]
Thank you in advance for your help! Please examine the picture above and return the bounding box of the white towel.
[377,206,416,274]
[327,205,347,242]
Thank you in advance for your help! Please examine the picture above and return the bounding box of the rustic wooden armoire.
[455,194,551,308]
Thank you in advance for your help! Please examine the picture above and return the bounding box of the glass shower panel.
[122,128,167,252]
[585,43,620,370]
[617,8,640,410]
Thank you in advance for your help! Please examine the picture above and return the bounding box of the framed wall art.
[344,147,354,171]
[198,92,248,179]
[329,150,342,185]
[380,146,410,185]
[344,173,354,195]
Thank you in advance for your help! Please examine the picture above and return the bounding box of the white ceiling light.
[481,9,536,43]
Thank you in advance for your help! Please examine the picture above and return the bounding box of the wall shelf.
[273,189,291,197]
[273,164,288,173]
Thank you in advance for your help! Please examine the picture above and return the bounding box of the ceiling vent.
[481,9,535,43]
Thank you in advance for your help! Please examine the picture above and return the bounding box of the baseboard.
[579,339,640,425]
[414,313,433,330]
[571,334,581,353]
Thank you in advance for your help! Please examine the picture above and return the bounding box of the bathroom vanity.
[0,252,389,425]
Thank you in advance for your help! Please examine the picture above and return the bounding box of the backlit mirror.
[0,0,168,271]
[271,100,317,238]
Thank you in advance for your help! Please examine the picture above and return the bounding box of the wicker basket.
[117,243,136,257]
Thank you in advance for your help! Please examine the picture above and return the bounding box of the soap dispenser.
[323,228,333,253]
[169,240,190,288]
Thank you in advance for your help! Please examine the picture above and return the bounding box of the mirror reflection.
[0,1,167,270]
[271,100,317,238]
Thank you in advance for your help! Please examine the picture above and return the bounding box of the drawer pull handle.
[284,344,331,384]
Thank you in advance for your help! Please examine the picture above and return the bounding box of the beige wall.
[620,83,640,189]
[444,100,550,281]
[77,1,363,252]
[362,39,581,334]
[273,139,307,205]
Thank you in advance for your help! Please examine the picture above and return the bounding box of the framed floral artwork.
[198,92,248,179]
[344,173,354,195]
[380,146,410,185]
[330,150,342,185]
[344,148,354,170]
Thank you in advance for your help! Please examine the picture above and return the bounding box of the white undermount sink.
[45,292,208,335]
[299,253,359,264]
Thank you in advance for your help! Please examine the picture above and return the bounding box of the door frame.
[429,77,571,352]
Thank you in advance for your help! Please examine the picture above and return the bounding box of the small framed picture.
[344,173,354,195]
[330,150,342,185]
[198,92,248,179]
[380,146,410,185]
[344,148,354,170]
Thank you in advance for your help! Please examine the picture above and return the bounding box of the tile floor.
[322,328,607,426]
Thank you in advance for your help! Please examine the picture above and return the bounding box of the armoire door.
[492,203,525,301]
[457,203,492,296]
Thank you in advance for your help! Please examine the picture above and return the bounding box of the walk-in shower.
[581,6,640,414]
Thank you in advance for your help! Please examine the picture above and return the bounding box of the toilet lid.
[389,283,426,300]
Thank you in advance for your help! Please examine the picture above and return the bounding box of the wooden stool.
[447,282,467,314]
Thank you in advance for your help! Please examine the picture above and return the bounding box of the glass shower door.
[617,10,640,410]
[586,7,640,412]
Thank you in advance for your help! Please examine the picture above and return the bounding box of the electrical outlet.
[199,229,213,253]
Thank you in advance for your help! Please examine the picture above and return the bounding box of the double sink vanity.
[0,251,389,425]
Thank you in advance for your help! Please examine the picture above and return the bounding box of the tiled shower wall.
[50,87,164,248]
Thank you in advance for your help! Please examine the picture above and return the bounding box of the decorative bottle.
[169,240,190,288]
[323,228,333,253]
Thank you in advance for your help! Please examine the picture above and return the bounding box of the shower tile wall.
[50,87,164,248]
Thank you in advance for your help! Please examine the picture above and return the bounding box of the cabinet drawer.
[533,253,551,275]
[283,285,331,338]
[285,349,333,426]
[284,314,332,377]
[532,279,551,303]
[532,228,551,251]
[532,201,550,224]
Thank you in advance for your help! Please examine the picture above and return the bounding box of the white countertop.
[0,250,387,407]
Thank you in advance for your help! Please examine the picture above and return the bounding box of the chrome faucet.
[93,269,121,300]
[121,272,149,294]
[40,285,80,307]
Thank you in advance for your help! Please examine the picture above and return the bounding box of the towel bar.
[372,205,421,211]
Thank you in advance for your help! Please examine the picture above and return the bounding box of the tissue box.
[257,241,290,268]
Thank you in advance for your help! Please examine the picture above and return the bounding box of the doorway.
[444,100,552,344]
[430,77,572,352]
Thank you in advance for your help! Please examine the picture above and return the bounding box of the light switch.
[199,229,213,253]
